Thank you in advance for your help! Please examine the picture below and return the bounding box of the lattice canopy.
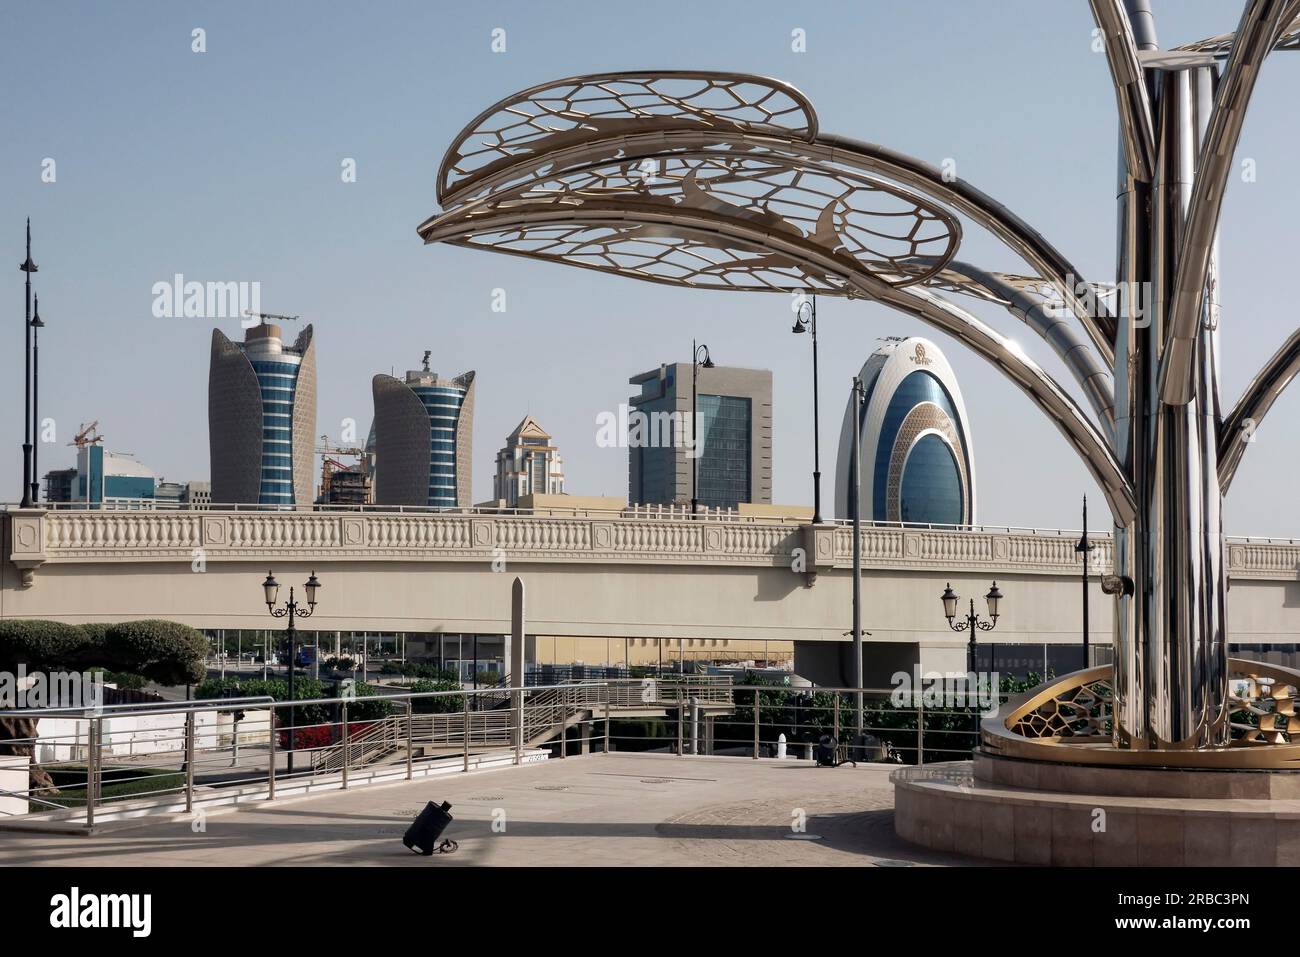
[438,72,819,209]
[423,149,961,293]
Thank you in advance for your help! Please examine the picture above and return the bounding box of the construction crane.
[315,435,369,505]
[242,310,302,325]
[68,422,103,449]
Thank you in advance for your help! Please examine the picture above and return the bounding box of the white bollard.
[777,732,787,759]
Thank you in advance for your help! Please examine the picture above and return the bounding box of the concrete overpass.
[3,505,1298,681]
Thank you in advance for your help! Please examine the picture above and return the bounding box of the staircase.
[309,677,734,774]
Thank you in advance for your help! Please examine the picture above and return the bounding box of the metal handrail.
[0,676,1022,828]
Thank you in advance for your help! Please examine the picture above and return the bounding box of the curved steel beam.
[1160,0,1298,406]
[1173,9,1300,55]
[422,198,1137,525]
[1090,0,1157,183]
[1218,326,1300,493]
[923,259,1116,437]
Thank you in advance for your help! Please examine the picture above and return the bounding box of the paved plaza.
[0,754,970,867]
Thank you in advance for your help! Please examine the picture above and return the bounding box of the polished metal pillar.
[1112,11,1229,750]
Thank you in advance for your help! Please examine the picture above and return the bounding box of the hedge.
[0,619,207,685]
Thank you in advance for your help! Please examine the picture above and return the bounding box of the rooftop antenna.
[422,350,432,372]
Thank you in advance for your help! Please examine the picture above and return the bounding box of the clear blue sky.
[3,1,1297,534]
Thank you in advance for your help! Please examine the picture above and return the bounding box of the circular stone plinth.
[892,760,1300,866]
[975,750,1300,800]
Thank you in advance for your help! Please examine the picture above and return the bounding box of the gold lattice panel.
[1231,672,1298,744]
[1009,679,1112,739]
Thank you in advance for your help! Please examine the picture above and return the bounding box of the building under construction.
[317,435,372,506]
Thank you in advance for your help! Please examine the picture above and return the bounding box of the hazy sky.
[3,1,1298,536]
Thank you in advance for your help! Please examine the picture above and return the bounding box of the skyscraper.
[494,416,565,506]
[834,336,975,526]
[372,367,475,507]
[209,323,316,506]
[627,363,772,509]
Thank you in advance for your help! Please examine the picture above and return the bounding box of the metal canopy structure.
[421,3,1300,761]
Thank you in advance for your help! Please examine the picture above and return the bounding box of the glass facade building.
[209,323,316,507]
[372,368,476,508]
[411,382,467,508]
[835,337,975,526]
[628,362,771,509]
[696,394,752,508]
[248,355,302,505]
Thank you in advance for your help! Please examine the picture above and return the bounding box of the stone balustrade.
[4,508,1296,587]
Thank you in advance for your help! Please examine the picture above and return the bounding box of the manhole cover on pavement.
[873,858,915,867]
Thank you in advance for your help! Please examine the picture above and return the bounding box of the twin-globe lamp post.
[262,570,321,777]
[942,581,1003,675]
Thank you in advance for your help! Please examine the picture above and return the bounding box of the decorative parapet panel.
[14,510,1297,583]
[5,509,48,588]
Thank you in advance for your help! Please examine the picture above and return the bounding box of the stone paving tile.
[0,754,973,867]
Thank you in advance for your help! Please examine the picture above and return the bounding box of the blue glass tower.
[372,367,476,508]
[835,337,975,527]
[209,323,316,507]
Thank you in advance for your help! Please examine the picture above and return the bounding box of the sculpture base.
[892,753,1300,865]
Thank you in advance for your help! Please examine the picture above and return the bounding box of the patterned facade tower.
[208,323,316,507]
[372,368,475,508]
[834,337,975,527]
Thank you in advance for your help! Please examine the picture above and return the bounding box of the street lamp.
[690,340,714,516]
[1074,495,1096,668]
[943,581,1002,674]
[849,374,866,732]
[263,569,320,776]
[18,219,37,509]
[30,296,43,506]
[791,293,823,523]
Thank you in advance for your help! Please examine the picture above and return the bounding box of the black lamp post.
[19,219,37,509]
[1075,495,1095,668]
[943,581,1003,674]
[689,340,714,516]
[30,296,43,506]
[791,294,822,523]
[263,569,321,776]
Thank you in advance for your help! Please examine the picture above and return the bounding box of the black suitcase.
[403,800,455,855]
[815,735,839,767]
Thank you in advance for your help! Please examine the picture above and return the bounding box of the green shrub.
[408,678,464,714]
[0,620,87,670]
[194,675,330,726]
[104,620,208,685]
[348,682,394,720]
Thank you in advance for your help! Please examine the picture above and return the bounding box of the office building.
[42,446,156,505]
[372,366,475,507]
[834,336,975,526]
[209,323,317,506]
[627,363,772,509]
[494,416,565,507]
